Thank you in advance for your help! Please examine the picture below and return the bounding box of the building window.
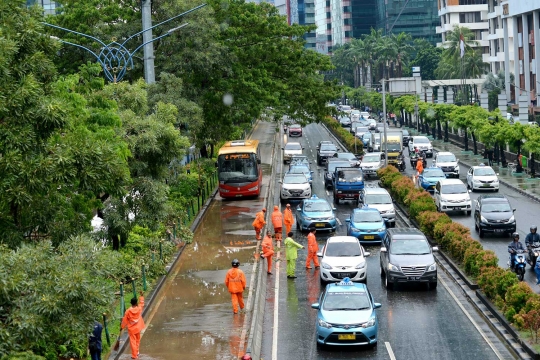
[459,0,487,5]
[459,12,482,24]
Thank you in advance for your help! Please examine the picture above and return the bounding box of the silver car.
[360,152,384,177]
[433,151,459,178]
[359,187,396,227]
[283,142,304,164]
[280,173,311,200]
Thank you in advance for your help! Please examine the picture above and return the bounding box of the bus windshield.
[217,153,259,183]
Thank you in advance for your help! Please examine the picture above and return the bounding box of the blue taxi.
[311,278,381,347]
[296,195,337,232]
[345,206,386,244]
[418,167,446,192]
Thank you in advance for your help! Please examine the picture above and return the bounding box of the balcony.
[439,4,488,16]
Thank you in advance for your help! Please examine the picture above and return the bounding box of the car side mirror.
[317,251,322,257]
[434,190,439,194]
[332,207,337,211]
[278,180,282,184]
[468,190,472,193]
[281,147,284,150]
[310,171,314,174]
[311,303,320,309]
[345,218,351,223]
[297,207,301,211]
[380,247,387,252]
[373,303,382,309]
[302,147,305,150]
[432,246,439,252]
[513,208,516,212]
[257,159,261,164]
[364,251,371,257]
[496,173,499,176]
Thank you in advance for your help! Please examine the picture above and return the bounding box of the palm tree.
[374,35,397,80]
[464,49,489,101]
[344,39,369,88]
[442,25,478,60]
[392,32,413,77]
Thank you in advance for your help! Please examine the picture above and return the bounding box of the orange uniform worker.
[416,156,424,176]
[261,230,275,274]
[252,208,266,240]
[121,292,145,360]
[305,228,320,269]
[271,205,284,241]
[283,204,294,235]
[225,258,247,314]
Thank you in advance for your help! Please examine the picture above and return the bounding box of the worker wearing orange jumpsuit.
[261,230,275,274]
[252,208,266,240]
[283,203,294,235]
[271,205,284,241]
[225,259,247,314]
[305,228,320,269]
[121,292,145,359]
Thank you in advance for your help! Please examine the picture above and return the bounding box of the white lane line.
[438,275,505,360]
[325,190,330,196]
[271,248,281,360]
[336,218,342,226]
[385,342,397,360]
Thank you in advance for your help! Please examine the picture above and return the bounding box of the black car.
[324,159,350,188]
[317,143,339,165]
[402,129,410,146]
[474,194,516,238]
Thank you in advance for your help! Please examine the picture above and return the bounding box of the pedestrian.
[284,232,304,278]
[252,208,266,240]
[283,203,294,235]
[416,155,424,177]
[121,291,145,360]
[225,258,247,314]
[271,205,284,241]
[88,320,103,360]
[305,228,320,269]
[261,230,275,274]
[535,257,540,286]
[186,162,191,175]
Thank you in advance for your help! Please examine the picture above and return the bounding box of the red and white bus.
[217,140,262,198]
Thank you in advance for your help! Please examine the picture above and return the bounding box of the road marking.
[325,190,330,196]
[438,275,505,360]
[271,248,281,360]
[385,342,397,360]
[336,218,342,225]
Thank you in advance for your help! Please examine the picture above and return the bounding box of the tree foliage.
[410,41,442,81]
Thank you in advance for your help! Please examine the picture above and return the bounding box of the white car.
[434,179,472,215]
[282,142,303,164]
[350,109,361,120]
[280,173,311,200]
[317,236,370,285]
[359,187,396,227]
[408,136,434,158]
[360,152,384,177]
[466,164,500,192]
[433,151,459,178]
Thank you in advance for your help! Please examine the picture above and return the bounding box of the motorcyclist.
[508,232,525,269]
[525,226,540,247]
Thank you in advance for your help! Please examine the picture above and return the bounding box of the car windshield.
[402,130,409,136]
[290,124,301,129]
[474,167,496,176]
[285,143,302,150]
[390,239,431,255]
[291,156,308,165]
[283,174,307,184]
[323,292,370,311]
[351,110,360,115]
[289,166,310,175]
[217,153,258,183]
[356,127,368,133]
[422,169,445,178]
[352,211,382,222]
[304,201,332,212]
[482,202,512,212]
[337,153,355,160]
[362,133,371,140]
[414,137,430,144]
[440,184,467,194]
[325,242,362,257]
[363,155,380,163]
[340,117,351,121]
[328,162,350,172]
[365,194,392,204]
[341,106,351,111]
[337,169,363,182]
[321,144,337,151]
[438,155,456,162]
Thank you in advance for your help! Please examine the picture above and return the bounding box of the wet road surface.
[121,121,276,360]
[260,122,516,360]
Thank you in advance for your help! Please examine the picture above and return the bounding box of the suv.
[467,164,499,192]
[359,188,395,228]
[402,129,410,146]
[434,179,472,215]
[282,142,304,164]
[324,158,350,188]
[317,236,371,284]
[288,124,303,137]
[474,194,516,238]
[433,151,459,178]
[346,206,387,244]
[408,136,434,158]
[360,152,384,177]
[317,142,339,165]
[380,228,438,290]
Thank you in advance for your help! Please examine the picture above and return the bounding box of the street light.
[43,4,206,83]
[382,79,388,167]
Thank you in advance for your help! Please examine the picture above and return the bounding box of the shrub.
[464,248,498,277]
[478,266,518,301]
[377,165,399,179]
[408,196,437,220]
[437,222,470,250]
[381,172,402,188]
[514,309,540,343]
[416,211,451,239]
[449,236,481,263]
[390,176,415,204]
[504,282,534,321]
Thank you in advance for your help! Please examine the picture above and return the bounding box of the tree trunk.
[531,153,536,178]
[200,145,209,158]
[120,233,128,248]
[472,132,478,155]
[432,123,436,139]
[112,234,120,251]
[210,143,215,157]
[437,120,442,140]
[500,143,507,167]
[444,121,449,142]
[464,129,469,151]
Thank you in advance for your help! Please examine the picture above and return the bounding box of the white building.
[485,0,514,75]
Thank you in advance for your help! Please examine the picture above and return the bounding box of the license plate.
[482,184,491,187]
[364,235,375,239]
[454,207,463,210]
[494,229,505,232]
[315,223,325,227]
[407,276,421,280]
[338,334,356,340]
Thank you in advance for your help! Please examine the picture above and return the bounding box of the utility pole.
[382,79,388,167]
[142,0,156,84]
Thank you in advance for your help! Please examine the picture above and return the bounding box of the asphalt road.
[259,122,516,360]
[399,141,540,289]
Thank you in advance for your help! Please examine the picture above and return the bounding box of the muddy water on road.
[122,123,275,360]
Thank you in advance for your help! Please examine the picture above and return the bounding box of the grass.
[519,330,540,353]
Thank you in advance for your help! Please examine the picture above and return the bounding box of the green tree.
[449,105,489,153]
[410,42,443,81]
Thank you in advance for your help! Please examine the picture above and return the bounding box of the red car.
[288,124,303,137]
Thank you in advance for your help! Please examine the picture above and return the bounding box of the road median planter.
[377,165,540,357]
[321,117,364,157]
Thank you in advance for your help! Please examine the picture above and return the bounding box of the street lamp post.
[43,4,207,83]
[382,79,388,167]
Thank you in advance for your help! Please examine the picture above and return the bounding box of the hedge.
[321,117,364,156]
[377,166,540,334]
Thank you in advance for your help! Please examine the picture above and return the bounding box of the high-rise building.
[377,0,441,45]
[485,0,514,75]
[26,0,60,15]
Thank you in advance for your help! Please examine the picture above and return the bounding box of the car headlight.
[318,318,333,329]
[387,208,395,214]
[388,263,399,271]
[355,261,366,269]
[220,188,230,193]
[377,227,385,232]
[454,166,459,171]
[322,262,332,269]
[304,217,312,221]
[362,317,376,328]
[428,263,437,271]
[480,215,488,223]
[507,215,515,223]
[473,179,481,183]
[248,185,258,191]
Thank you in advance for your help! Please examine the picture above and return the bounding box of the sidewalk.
[401,126,540,203]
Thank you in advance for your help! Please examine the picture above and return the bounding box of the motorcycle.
[508,249,527,281]
[526,242,540,270]
[409,152,427,169]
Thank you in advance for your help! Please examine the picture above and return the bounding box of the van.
[434,179,472,215]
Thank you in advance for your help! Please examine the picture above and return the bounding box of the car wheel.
[466,210,471,216]
[319,277,327,287]
[479,228,484,238]
[429,281,438,290]
[384,273,393,290]
[360,276,367,284]
[334,195,340,204]
[296,221,300,230]
[494,188,499,192]
[368,341,377,349]
[475,222,479,232]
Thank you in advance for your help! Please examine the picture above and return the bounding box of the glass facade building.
[377,0,441,45]
[26,0,60,15]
